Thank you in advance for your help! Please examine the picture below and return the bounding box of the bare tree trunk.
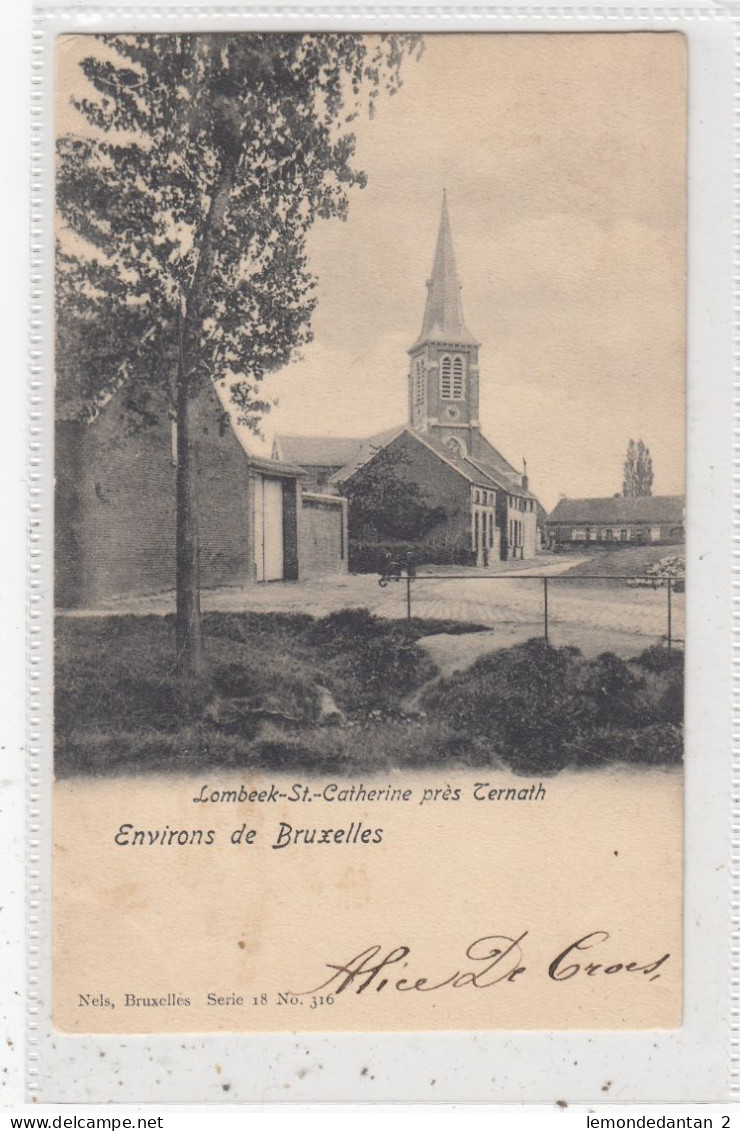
[175,353,204,680]
[174,141,238,682]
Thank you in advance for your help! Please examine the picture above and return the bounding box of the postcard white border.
[28,2,735,1103]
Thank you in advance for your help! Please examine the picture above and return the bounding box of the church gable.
[337,428,474,551]
[337,427,472,489]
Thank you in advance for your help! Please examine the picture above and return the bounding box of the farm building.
[546,495,685,549]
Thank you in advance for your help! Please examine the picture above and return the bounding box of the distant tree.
[56,32,422,678]
[622,439,654,497]
[344,446,447,543]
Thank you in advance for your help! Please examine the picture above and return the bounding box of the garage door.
[254,476,284,582]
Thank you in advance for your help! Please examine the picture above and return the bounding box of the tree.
[343,445,448,543]
[622,438,654,497]
[56,32,421,678]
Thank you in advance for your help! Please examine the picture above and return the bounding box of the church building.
[274,194,541,564]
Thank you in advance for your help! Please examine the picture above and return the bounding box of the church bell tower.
[408,192,481,459]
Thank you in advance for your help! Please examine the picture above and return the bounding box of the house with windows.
[546,495,685,549]
[273,193,541,563]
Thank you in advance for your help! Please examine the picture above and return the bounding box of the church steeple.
[408,193,481,451]
[415,191,478,347]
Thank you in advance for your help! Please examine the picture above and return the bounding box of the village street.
[68,554,684,667]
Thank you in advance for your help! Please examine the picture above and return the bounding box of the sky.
[259,33,687,511]
[57,32,686,512]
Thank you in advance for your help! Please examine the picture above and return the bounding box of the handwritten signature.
[289,931,671,997]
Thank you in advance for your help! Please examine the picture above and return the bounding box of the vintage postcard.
[51,28,687,1042]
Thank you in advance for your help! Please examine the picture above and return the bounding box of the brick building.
[274,193,540,563]
[55,388,347,609]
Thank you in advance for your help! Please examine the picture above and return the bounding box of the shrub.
[350,627,436,709]
[421,638,683,775]
[309,607,385,647]
[632,645,684,676]
[657,678,683,725]
[203,610,315,645]
[307,608,437,713]
[349,541,474,574]
[581,652,651,727]
[574,724,683,767]
[422,639,592,775]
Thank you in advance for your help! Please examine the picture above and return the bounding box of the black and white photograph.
[50,30,686,1037]
[55,32,685,781]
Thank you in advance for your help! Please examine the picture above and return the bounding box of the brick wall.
[55,392,252,608]
[299,493,348,579]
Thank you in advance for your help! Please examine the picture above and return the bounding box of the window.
[620,528,629,542]
[651,527,661,542]
[452,356,464,399]
[605,528,613,541]
[440,355,464,401]
[441,356,452,399]
[414,358,425,405]
[445,436,464,459]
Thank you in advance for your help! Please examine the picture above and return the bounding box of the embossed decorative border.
[27,4,45,1103]
[27,4,735,1104]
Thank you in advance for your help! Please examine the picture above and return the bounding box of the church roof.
[466,432,520,481]
[462,454,535,499]
[328,426,538,505]
[420,432,525,495]
[412,192,478,349]
[330,426,477,488]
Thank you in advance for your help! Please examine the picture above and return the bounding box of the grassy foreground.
[55,609,683,778]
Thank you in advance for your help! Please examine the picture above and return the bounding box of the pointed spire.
[415,191,478,347]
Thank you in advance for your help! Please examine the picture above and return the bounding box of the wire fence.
[378,571,684,649]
